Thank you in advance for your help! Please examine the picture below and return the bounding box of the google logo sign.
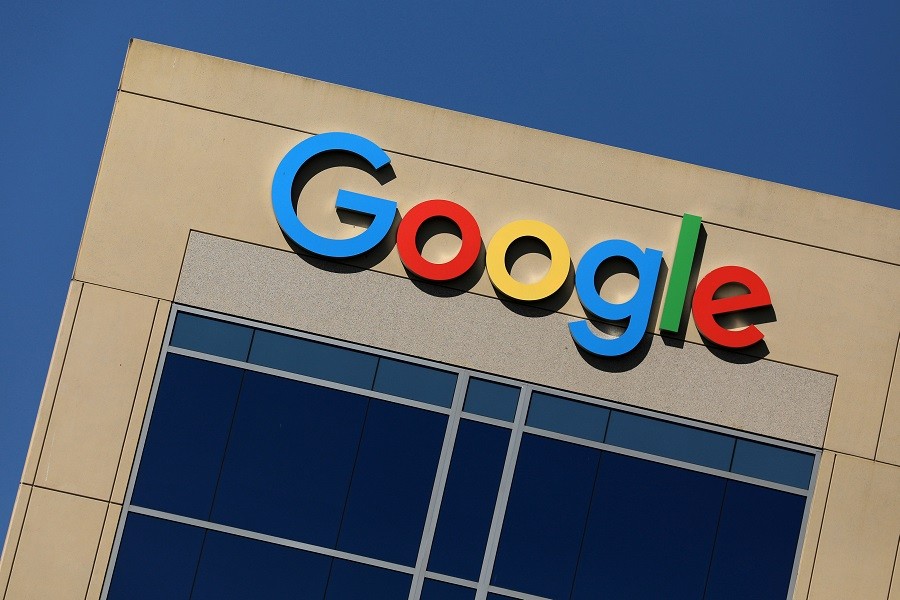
[273,133,773,358]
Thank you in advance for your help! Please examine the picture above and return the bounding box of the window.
[104,308,818,600]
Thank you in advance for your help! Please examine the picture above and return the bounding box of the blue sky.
[1,1,898,534]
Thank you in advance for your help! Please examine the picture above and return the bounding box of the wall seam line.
[1,483,34,600]
[28,484,111,506]
[874,330,900,460]
[28,283,86,496]
[107,299,162,504]
[26,282,85,486]
[805,454,838,600]
[886,534,900,600]
[171,229,195,304]
[117,90,900,267]
[82,502,112,600]
[71,278,167,303]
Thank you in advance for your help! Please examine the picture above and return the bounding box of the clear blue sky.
[1,1,898,534]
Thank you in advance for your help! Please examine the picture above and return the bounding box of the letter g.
[271,132,397,258]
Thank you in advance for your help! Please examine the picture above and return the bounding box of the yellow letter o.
[486,220,571,301]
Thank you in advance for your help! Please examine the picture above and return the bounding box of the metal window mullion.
[407,373,469,600]
[127,506,416,575]
[166,346,454,416]
[784,450,823,600]
[474,385,532,600]
[175,305,819,458]
[487,584,553,600]
[520,426,811,496]
[459,411,516,430]
[174,304,464,377]
[99,303,181,600]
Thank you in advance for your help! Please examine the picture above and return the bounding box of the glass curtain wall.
[102,309,818,600]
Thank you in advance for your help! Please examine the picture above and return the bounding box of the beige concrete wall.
[3,40,899,598]
[1,282,169,599]
[805,456,900,599]
[75,45,900,462]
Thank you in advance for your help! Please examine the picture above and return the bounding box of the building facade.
[1,40,898,599]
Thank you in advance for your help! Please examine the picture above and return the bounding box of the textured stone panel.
[176,232,835,446]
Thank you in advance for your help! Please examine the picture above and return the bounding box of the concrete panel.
[0,485,32,596]
[111,300,170,504]
[75,92,899,455]
[119,40,900,265]
[807,455,900,599]
[85,503,121,600]
[21,281,83,485]
[175,232,835,446]
[4,487,106,600]
[34,284,157,501]
[876,333,900,466]
[890,541,900,600]
[793,451,836,600]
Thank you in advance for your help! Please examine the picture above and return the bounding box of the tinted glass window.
[463,378,519,421]
[421,579,476,600]
[704,481,806,599]
[372,357,457,407]
[429,420,510,580]
[324,560,411,600]
[605,410,735,471]
[571,453,725,599]
[210,372,368,548]
[491,434,601,599]
[169,313,254,361]
[119,314,814,600]
[249,330,378,389]
[106,514,205,600]
[131,355,243,519]
[337,400,447,565]
[731,439,815,488]
[191,531,331,599]
[526,392,609,441]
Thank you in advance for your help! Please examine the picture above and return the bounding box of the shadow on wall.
[658,225,775,363]
[406,216,484,296]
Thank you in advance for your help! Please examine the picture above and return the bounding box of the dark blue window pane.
[704,481,806,600]
[337,400,447,565]
[463,378,519,421]
[132,355,243,518]
[526,392,609,442]
[421,579,476,600]
[107,514,204,600]
[486,595,514,599]
[211,372,368,548]
[325,560,411,600]
[571,453,726,599]
[731,440,815,489]
[191,531,331,599]
[429,421,510,580]
[491,434,601,599]
[170,313,254,361]
[373,358,457,407]
[605,410,735,471]
[249,329,378,389]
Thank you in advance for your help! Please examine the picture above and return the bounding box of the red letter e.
[692,266,772,348]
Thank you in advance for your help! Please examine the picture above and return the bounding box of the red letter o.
[396,199,481,281]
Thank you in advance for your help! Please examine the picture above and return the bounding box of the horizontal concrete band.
[175,232,835,447]
[121,40,900,265]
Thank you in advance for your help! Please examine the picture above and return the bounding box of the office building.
[1,40,898,599]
